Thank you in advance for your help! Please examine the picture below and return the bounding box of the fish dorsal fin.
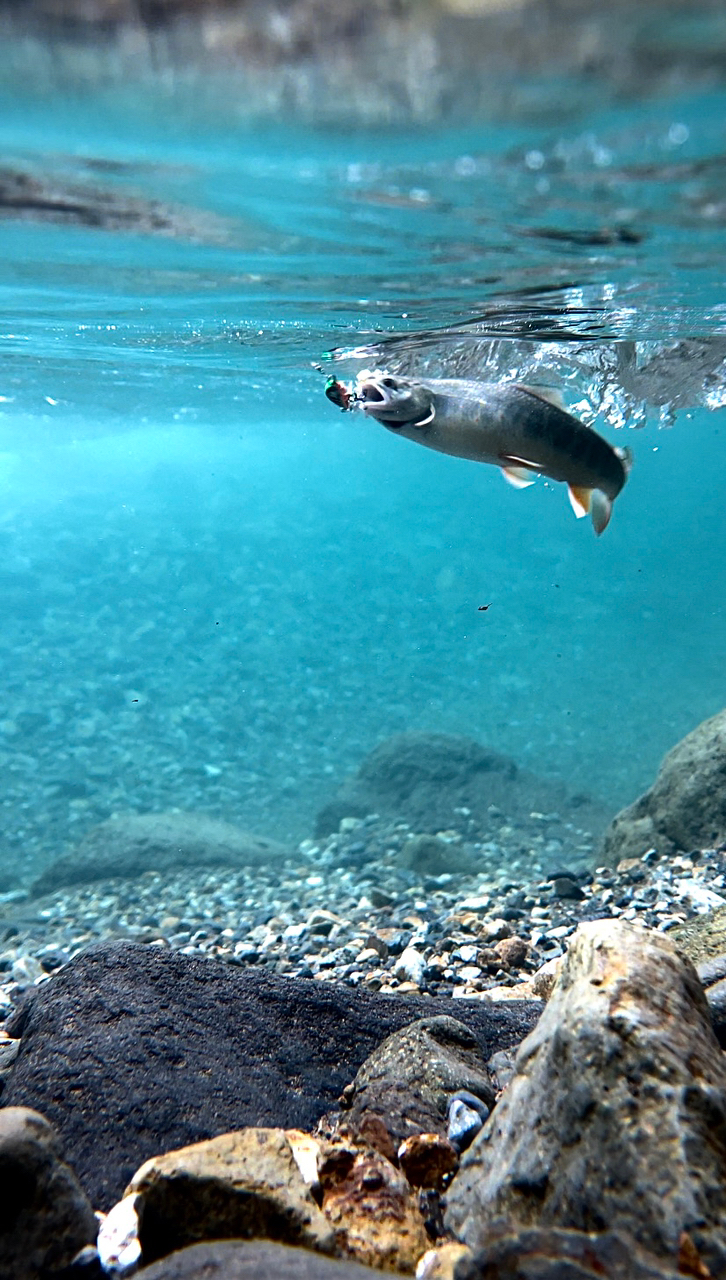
[501,464,536,489]
[518,385,566,411]
[567,485,592,518]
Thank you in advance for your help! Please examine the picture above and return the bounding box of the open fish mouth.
[357,381,387,405]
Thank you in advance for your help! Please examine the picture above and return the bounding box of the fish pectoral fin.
[501,464,536,489]
[518,385,567,411]
[499,452,542,473]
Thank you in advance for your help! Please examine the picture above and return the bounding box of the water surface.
[1,31,725,881]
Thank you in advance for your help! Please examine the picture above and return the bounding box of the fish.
[352,370,632,535]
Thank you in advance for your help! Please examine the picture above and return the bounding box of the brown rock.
[342,1016,495,1153]
[0,1106,97,1280]
[601,708,726,863]
[397,1133,459,1190]
[126,1128,334,1265]
[493,937,528,968]
[444,920,726,1276]
[319,1137,429,1273]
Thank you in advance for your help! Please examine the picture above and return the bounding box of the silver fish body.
[355,373,632,534]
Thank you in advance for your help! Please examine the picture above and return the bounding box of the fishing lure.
[325,376,355,411]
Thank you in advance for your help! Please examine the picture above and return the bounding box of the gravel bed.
[2,815,726,1032]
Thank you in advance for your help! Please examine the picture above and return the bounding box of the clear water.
[1,36,725,883]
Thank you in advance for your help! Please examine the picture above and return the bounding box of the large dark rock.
[0,1106,98,1280]
[139,1239,397,1279]
[31,812,289,895]
[2,941,541,1210]
[601,708,726,864]
[315,732,609,847]
[444,920,726,1277]
[449,1226,683,1279]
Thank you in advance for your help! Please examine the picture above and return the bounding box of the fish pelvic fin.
[568,485,613,535]
[501,464,536,489]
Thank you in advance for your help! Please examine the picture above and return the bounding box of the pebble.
[1,817,725,1029]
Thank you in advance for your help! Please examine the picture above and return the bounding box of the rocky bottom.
[3,813,726,1024]
[3,918,726,1280]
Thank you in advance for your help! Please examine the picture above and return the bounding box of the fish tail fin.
[590,489,612,535]
[567,484,612,535]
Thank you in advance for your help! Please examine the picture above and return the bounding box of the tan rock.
[414,1241,474,1279]
[445,920,726,1276]
[126,1128,334,1265]
[0,1107,97,1280]
[319,1137,429,1273]
[531,955,564,999]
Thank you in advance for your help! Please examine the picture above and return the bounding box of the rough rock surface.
[128,1129,334,1265]
[601,708,726,863]
[0,1106,98,1280]
[444,919,726,1276]
[318,1136,428,1273]
[426,1227,683,1279]
[672,903,726,965]
[139,1239,398,1279]
[315,732,608,845]
[342,1016,495,1152]
[31,812,289,894]
[2,940,541,1209]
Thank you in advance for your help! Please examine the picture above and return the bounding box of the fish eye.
[381,377,397,389]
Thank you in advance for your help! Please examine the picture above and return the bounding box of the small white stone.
[674,879,726,913]
[283,923,308,940]
[11,955,44,986]
[394,946,426,985]
[97,1195,141,1276]
[458,944,479,963]
[457,895,491,910]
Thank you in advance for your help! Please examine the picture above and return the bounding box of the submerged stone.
[444,919,726,1276]
[2,941,541,1209]
[31,811,289,894]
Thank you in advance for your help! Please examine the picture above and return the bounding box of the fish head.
[355,370,434,426]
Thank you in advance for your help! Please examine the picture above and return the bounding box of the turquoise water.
[1,64,725,881]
